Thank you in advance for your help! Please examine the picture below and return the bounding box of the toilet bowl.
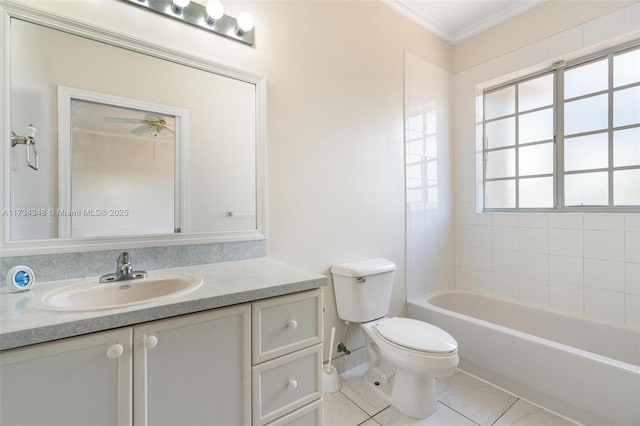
[360,317,458,419]
[331,258,459,419]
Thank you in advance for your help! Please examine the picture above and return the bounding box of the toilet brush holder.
[322,365,340,393]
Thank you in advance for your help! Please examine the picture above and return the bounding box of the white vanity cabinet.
[0,328,132,426]
[252,289,323,425]
[0,289,323,426]
[133,304,251,426]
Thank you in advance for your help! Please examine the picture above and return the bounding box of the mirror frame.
[0,1,266,256]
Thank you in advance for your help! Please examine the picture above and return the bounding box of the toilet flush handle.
[356,277,366,283]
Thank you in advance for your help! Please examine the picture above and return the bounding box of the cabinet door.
[0,328,132,426]
[134,304,251,426]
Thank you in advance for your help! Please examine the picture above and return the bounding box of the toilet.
[331,258,458,419]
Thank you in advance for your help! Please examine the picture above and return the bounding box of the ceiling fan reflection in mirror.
[104,113,175,137]
[103,113,175,164]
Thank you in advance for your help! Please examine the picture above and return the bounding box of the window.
[482,42,640,211]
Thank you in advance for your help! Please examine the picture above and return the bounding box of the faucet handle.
[117,251,131,265]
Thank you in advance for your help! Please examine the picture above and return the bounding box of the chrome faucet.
[99,251,148,283]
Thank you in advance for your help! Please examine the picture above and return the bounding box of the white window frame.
[482,40,640,213]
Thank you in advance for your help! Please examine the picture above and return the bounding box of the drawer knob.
[145,335,158,350]
[288,379,298,390]
[107,344,124,359]
[288,320,298,330]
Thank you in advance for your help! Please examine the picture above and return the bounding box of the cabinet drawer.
[253,289,322,364]
[266,399,323,426]
[252,344,322,425]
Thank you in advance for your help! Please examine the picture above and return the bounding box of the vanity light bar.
[122,0,255,46]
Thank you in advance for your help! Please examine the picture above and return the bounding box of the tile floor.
[323,364,577,426]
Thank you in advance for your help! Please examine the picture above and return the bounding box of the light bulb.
[206,0,224,21]
[236,12,254,34]
[172,0,189,13]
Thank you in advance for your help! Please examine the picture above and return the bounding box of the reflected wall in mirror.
[59,87,185,239]
[2,7,265,255]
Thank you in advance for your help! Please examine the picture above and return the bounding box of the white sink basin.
[32,272,203,312]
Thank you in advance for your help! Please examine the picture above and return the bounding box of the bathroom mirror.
[0,3,265,255]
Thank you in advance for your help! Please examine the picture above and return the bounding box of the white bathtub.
[407,290,640,426]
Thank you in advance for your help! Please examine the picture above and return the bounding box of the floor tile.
[374,404,478,426]
[436,372,517,426]
[323,390,370,426]
[493,399,577,426]
[339,363,390,416]
[359,419,382,426]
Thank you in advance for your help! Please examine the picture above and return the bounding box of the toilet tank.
[330,258,397,323]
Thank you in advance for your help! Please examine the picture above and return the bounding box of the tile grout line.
[490,397,520,426]
[336,388,376,422]
[437,400,483,426]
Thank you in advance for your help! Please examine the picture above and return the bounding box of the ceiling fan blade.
[131,125,150,135]
[104,117,142,124]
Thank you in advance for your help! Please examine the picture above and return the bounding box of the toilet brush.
[322,327,340,393]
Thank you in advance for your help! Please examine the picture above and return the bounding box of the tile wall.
[452,3,640,328]
[405,52,456,299]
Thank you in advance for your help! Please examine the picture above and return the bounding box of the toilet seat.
[374,317,457,354]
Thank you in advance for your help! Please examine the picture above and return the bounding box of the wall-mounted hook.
[10,125,38,171]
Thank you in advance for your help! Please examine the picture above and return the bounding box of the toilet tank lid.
[331,258,397,277]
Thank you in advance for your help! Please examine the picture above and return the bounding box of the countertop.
[0,257,326,350]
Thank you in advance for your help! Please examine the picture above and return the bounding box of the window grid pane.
[483,44,640,211]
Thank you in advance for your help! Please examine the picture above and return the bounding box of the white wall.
[452,2,640,328]
[13,0,452,360]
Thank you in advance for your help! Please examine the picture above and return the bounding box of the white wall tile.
[549,229,583,257]
[458,225,492,248]
[519,277,549,307]
[584,287,625,324]
[625,232,640,263]
[492,226,518,251]
[408,228,427,252]
[408,249,427,275]
[584,230,625,261]
[549,282,583,315]
[493,272,518,299]
[470,248,492,271]
[493,249,518,275]
[456,267,471,289]
[518,214,548,228]
[456,245,471,268]
[625,262,640,295]
[406,273,426,299]
[626,294,640,327]
[469,269,493,293]
[549,255,583,285]
[582,8,628,47]
[549,213,583,230]
[584,259,625,292]
[491,213,518,227]
[518,227,549,254]
[625,215,640,232]
[518,252,549,280]
[584,214,625,231]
